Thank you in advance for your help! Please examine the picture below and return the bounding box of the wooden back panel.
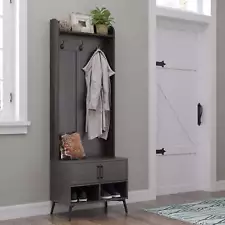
[50,19,115,159]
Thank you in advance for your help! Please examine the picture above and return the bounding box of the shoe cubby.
[100,181,128,200]
[70,184,100,203]
[113,181,128,199]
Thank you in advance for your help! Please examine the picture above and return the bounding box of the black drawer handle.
[101,165,104,179]
[99,165,103,179]
[97,165,100,179]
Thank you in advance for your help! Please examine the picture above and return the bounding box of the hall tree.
[50,19,128,220]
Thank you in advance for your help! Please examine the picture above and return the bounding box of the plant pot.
[96,24,108,35]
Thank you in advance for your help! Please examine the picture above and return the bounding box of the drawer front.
[64,163,98,185]
[101,160,128,182]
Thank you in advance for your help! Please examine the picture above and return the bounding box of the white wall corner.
[209,0,217,196]
[128,189,155,203]
[214,181,225,192]
[0,189,154,221]
[148,0,157,201]
[157,184,198,196]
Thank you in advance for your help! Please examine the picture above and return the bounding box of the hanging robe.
[82,49,115,140]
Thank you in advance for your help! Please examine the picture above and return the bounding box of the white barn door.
[156,24,200,195]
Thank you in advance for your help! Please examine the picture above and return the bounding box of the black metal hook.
[60,40,64,50]
[79,40,83,51]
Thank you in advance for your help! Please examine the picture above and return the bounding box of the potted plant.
[90,7,114,35]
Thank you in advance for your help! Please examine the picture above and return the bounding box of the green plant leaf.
[90,7,115,26]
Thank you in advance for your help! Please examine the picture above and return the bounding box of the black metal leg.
[104,201,108,214]
[50,201,56,215]
[68,205,73,221]
[122,200,128,214]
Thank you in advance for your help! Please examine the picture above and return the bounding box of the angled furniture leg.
[68,204,73,221]
[50,201,56,215]
[123,199,128,214]
[104,201,108,214]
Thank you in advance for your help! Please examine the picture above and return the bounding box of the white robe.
[83,49,115,140]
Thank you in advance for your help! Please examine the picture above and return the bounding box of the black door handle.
[197,103,203,126]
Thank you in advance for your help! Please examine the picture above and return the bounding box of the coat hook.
[60,40,65,49]
[79,40,83,51]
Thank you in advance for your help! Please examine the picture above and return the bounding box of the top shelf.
[60,30,114,39]
[57,156,127,164]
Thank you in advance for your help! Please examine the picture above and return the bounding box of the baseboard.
[214,180,225,192]
[157,184,197,196]
[0,189,154,221]
[0,201,50,221]
[128,189,155,203]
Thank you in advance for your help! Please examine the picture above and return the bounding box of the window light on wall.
[157,0,211,15]
[0,0,30,135]
[0,0,3,111]
[0,0,14,120]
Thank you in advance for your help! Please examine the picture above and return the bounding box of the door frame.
[148,0,217,198]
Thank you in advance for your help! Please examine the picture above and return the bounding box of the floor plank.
[1,191,225,225]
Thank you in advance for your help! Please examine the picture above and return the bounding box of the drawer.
[51,158,128,186]
[56,162,99,185]
[101,160,128,183]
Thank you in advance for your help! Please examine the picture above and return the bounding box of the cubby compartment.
[71,184,100,203]
[114,181,128,198]
[101,181,128,200]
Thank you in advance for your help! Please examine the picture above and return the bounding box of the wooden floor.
[1,191,225,225]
